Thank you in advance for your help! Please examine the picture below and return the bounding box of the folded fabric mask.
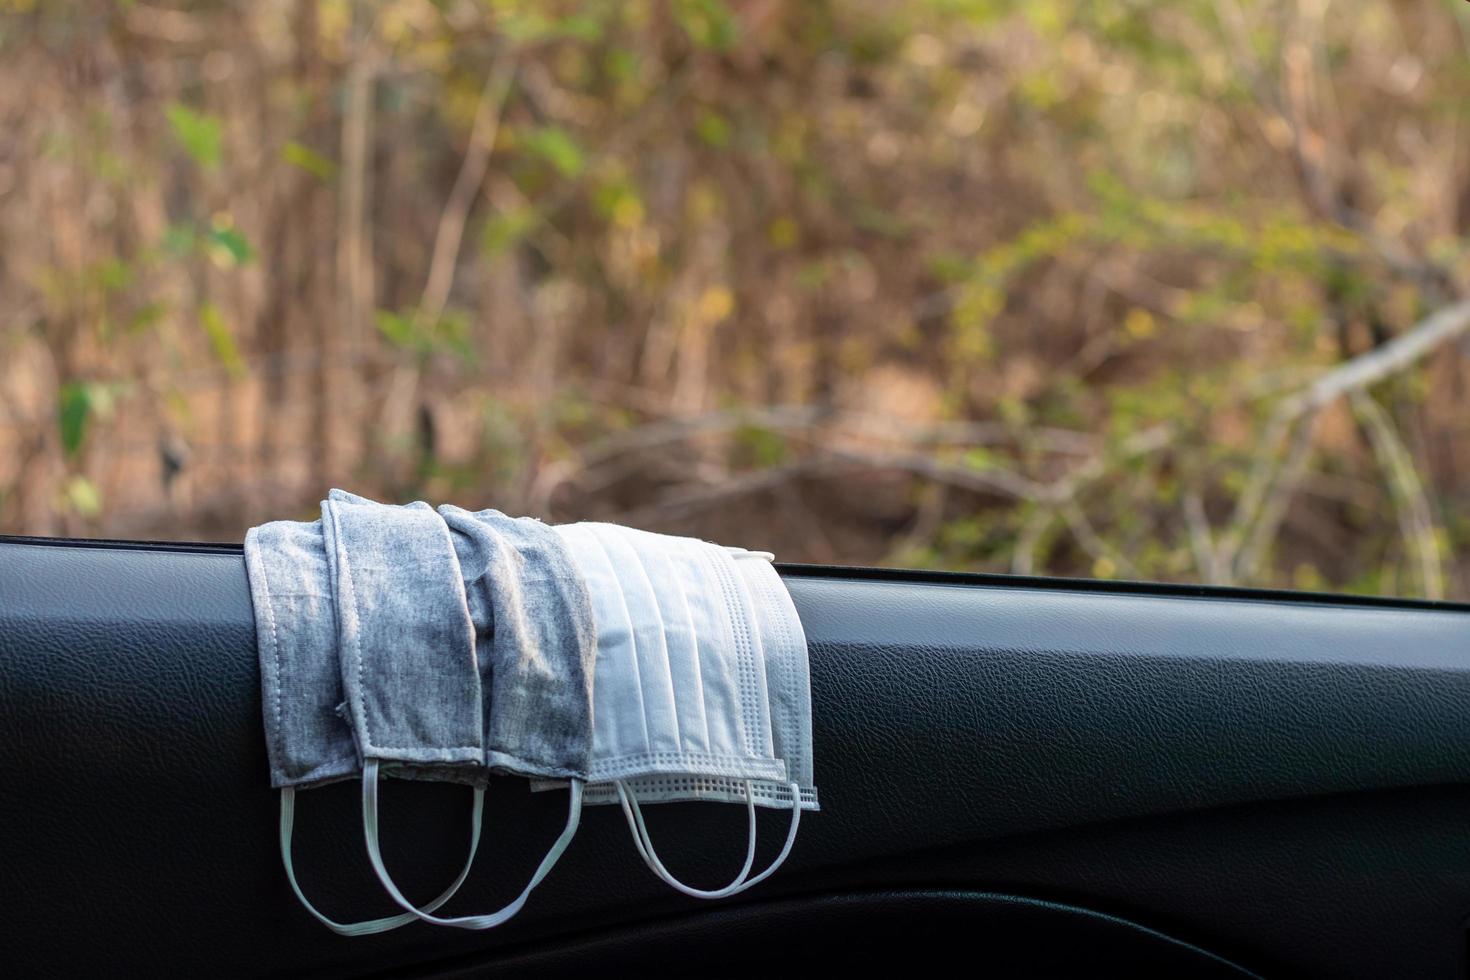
[358,502,598,930]
[247,496,485,936]
[247,491,598,934]
[542,522,817,898]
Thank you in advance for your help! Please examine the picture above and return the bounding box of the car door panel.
[2,538,1467,977]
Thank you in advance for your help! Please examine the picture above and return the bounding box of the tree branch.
[419,57,517,328]
[1220,297,1470,579]
[1350,391,1445,600]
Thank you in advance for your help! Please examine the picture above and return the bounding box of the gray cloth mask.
[438,504,596,781]
[246,516,360,791]
[351,503,597,932]
[247,493,485,936]
[245,490,597,935]
[320,489,484,774]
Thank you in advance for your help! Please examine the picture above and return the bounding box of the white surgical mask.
[594,546,819,812]
[545,522,815,897]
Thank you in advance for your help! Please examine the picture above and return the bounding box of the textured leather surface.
[2,540,1469,976]
[425,889,1257,977]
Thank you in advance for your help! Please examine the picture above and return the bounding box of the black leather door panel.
[2,539,1468,977]
[420,889,1259,977]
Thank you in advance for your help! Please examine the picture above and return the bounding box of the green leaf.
[162,222,197,257]
[199,303,246,378]
[125,300,168,335]
[672,0,738,51]
[57,383,91,458]
[695,110,731,148]
[373,309,415,349]
[734,423,788,468]
[481,206,539,256]
[374,308,476,363]
[93,258,132,293]
[166,103,222,170]
[205,225,255,267]
[522,126,585,178]
[963,447,996,471]
[281,140,337,180]
[63,475,102,518]
[592,177,644,227]
[501,10,605,43]
[553,12,605,42]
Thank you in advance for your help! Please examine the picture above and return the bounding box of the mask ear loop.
[279,783,484,936]
[616,780,757,898]
[614,779,802,899]
[361,758,582,930]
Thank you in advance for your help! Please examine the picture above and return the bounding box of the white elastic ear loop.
[361,758,582,930]
[614,779,802,899]
[279,783,484,936]
[616,780,757,898]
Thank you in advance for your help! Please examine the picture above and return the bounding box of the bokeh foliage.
[2,0,1469,599]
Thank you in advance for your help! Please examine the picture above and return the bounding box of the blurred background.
[3,0,1470,599]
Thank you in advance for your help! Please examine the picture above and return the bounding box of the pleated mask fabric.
[542,522,816,899]
[581,545,819,812]
[550,521,788,786]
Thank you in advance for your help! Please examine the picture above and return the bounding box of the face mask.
[554,522,786,782]
[320,490,484,773]
[438,504,597,781]
[246,517,359,791]
[247,499,484,936]
[546,522,813,897]
[251,492,596,934]
[357,504,594,931]
[588,546,819,812]
[325,492,593,932]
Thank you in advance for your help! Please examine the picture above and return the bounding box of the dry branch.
[1220,297,1470,581]
[1350,391,1445,600]
[419,58,518,329]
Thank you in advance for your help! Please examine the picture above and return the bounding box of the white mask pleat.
[553,523,788,786]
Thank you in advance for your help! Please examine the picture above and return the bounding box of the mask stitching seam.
[446,511,511,763]
[747,561,816,806]
[323,502,373,758]
[333,504,375,753]
[431,509,486,758]
[584,776,808,805]
[584,749,789,768]
[697,544,762,758]
[760,564,804,790]
[249,532,288,777]
[735,560,761,757]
